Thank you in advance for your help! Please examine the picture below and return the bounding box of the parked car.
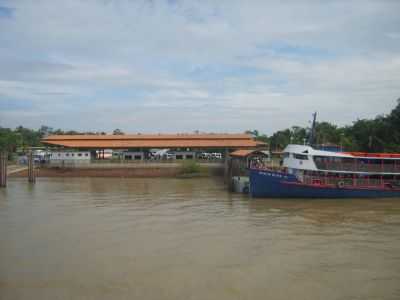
[165,152,175,160]
[211,153,222,159]
[199,152,211,159]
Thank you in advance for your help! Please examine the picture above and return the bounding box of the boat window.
[294,154,308,160]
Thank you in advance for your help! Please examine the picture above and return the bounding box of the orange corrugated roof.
[42,134,260,149]
[230,150,256,157]
[230,149,269,157]
[44,134,252,140]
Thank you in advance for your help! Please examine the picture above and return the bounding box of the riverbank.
[6,164,28,175]
[9,162,224,178]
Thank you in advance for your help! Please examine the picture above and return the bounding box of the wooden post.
[224,148,229,184]
[0,152,7,188]
[28,151,36,183]
[227,158,233,191]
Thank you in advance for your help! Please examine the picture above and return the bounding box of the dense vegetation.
[180,160,202,175]
[1,99,399,154]
[249,98,400,152]
[0,126,111,153]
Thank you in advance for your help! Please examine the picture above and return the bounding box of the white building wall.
[49,151,91,166]
[172,151,196,160]
[123,152,144,160]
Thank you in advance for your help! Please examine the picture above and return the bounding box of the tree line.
[1,99,399,153]
[248,98,400,152]
[0,126,125,153]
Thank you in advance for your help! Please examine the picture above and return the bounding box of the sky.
[0,0,399,135]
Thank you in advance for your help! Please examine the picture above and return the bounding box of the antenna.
[307,112,317,146]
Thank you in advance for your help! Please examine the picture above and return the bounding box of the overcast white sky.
[0,0,399,134]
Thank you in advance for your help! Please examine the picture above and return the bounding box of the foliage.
[0,127,20,152]
[180,160,201,174]
[1,99,399,154]
[113,129,124,135]
[0,126,111,153]
[251,98,400,152]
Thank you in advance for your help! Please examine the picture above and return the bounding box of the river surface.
[1,177,400,300]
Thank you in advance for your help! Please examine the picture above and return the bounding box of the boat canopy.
[283,144,400,160]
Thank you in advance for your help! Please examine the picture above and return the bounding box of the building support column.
[28,150,36,184]
[224,148,230,184]
[227,158,233,191]
[0,152,7,188]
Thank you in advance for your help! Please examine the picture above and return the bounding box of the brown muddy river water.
[1,177,400,300]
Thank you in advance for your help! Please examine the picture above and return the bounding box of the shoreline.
[9,163,224,178]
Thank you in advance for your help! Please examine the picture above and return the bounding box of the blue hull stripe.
[249,169,400,198]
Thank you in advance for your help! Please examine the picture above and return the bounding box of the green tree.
[269,129,291,150]
[314,122,340,145]
[15,126,41,149]
[0,127,20,153]
[113,129,124,135]
[290,126,308,144]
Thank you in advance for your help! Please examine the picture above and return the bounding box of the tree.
[38,125,53,137]
[14,126,41,149]
[245,129,259,137]
[387,98,400,151]
[269,129,291,151]
[290,126,307,144]
[314,122,340,145]
[0,127,19,152]
[113,129,124,135]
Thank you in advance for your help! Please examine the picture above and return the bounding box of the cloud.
[0,0,399,134]
[386,32,400,40]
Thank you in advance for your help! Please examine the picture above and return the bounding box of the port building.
[42,134,263,150]
[42,133,265,168]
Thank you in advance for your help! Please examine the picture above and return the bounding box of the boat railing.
[249,162,284,172]
[314,161,400,173]
[250,163,400,188]
[301,175,400,189]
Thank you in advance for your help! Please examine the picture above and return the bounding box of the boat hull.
[249,169,400,198]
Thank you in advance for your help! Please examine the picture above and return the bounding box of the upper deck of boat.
[283,144,400,175]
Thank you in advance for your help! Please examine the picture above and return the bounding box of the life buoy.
[337,181,345,188]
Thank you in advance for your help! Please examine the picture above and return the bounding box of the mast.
[308,112,317,146]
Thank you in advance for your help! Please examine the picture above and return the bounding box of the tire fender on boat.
[337,181,345,188]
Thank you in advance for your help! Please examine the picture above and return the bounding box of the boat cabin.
[280,144,400,188]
